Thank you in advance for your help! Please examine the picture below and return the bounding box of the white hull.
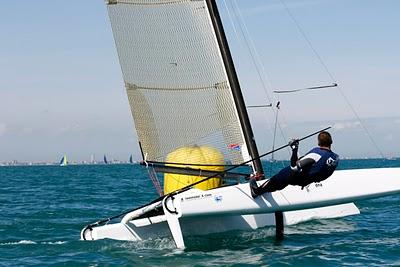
[82,203,359,241]
[81,168,400,248]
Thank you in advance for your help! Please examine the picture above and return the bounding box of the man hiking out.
[250,131,339,198]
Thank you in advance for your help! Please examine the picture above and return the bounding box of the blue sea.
[1,159,399,266]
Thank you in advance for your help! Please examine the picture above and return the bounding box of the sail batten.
[108,0,250,164]
[126,82,229,91]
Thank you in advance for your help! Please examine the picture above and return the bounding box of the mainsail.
[106,0,254,165]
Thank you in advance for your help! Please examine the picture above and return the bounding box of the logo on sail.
[228,143,241,151]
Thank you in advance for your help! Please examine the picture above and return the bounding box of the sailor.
[250,131,339,198]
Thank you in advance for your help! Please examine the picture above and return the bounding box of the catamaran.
[81,0,400,249]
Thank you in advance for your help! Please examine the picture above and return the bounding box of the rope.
[229,0,274,103]
[146,164,163,197]
[279,0,385,158]
[222,0,292,166]
[229,0,293,162]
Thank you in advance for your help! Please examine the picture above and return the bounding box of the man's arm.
[291,157,315,172]
[291,151,321,172]
[289,140,319,172]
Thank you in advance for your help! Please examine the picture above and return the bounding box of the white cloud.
[0,123,6,136]
[333,121,361,131]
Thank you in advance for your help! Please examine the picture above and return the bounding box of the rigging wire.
[274,83,338,94]
[225,0,273,103]
[230,0,292,134]
[221,0,283,168]
[146,164,163,197]
[229,0,292,165]
[247,104,273,108]
[279,0,385,158]
[223,0,287,164]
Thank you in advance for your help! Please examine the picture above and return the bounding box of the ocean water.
[1,159,399,266]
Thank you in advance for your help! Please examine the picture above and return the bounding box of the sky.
[0,0,400,163]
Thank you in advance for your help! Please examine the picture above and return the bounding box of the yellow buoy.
[164,145,224,194]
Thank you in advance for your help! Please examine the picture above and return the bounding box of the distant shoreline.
[1,158,397,168]
[0,161,138,167]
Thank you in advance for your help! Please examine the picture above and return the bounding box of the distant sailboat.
[59,155,67,167]
[129,155,133,164]
[103,155,108,164]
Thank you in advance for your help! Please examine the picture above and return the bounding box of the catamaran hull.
[81,203,359,241]
[81,168,400,247]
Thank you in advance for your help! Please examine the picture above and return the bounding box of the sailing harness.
[81,126,331,240]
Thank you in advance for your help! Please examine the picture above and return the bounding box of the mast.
[205,0,263,174]
[205,1,284,238]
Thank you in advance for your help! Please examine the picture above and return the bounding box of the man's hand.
[289,139,299,150]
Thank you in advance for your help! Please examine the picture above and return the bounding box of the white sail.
[107,0,250,164]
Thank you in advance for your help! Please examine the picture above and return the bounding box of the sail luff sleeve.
[106,0,250,164]
[204,0,263,173]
